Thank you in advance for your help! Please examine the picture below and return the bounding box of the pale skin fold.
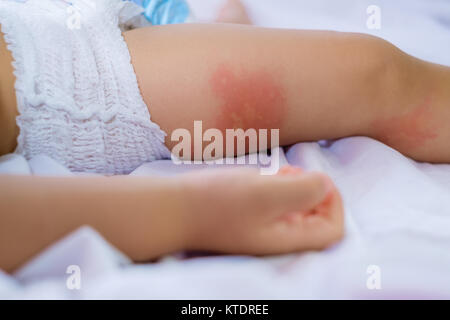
[1,19,450,273]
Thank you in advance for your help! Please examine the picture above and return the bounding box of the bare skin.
[0,26,18,156]
[0,169,342,273]
[1,7,450,272]
[124,23,450,163]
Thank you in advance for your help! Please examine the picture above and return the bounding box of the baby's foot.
[278,165,334,217]
[216,0,252,25]
[277,166,344,248]
[180,166,344,255]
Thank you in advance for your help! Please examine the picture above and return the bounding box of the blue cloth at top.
[129,0,190,25]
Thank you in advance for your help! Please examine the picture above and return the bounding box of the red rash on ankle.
[372,96,438,150]
[210,64,287,130]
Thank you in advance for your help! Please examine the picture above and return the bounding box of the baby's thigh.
[124,24,291,158]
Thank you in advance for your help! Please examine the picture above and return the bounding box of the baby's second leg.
[124,24,450,163]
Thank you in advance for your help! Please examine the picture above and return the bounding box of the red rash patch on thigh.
[371,96,438,150]
[210,64,287,130]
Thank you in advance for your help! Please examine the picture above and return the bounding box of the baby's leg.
[124,24,450,163]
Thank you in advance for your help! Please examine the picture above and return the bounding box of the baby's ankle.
[369,57,450,162]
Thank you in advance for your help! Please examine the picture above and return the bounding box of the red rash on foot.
[210,64,287,130]
[371,96,438,150]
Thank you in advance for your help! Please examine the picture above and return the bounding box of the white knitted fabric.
[0,0,171,174]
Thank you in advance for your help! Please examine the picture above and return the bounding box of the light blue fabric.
[129,0,190,25]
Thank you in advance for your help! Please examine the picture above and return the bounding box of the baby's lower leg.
[282,35,450,163]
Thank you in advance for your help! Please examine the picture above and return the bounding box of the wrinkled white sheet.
[1,0,450,299]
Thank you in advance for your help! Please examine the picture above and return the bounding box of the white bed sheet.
[1,0,450,299]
